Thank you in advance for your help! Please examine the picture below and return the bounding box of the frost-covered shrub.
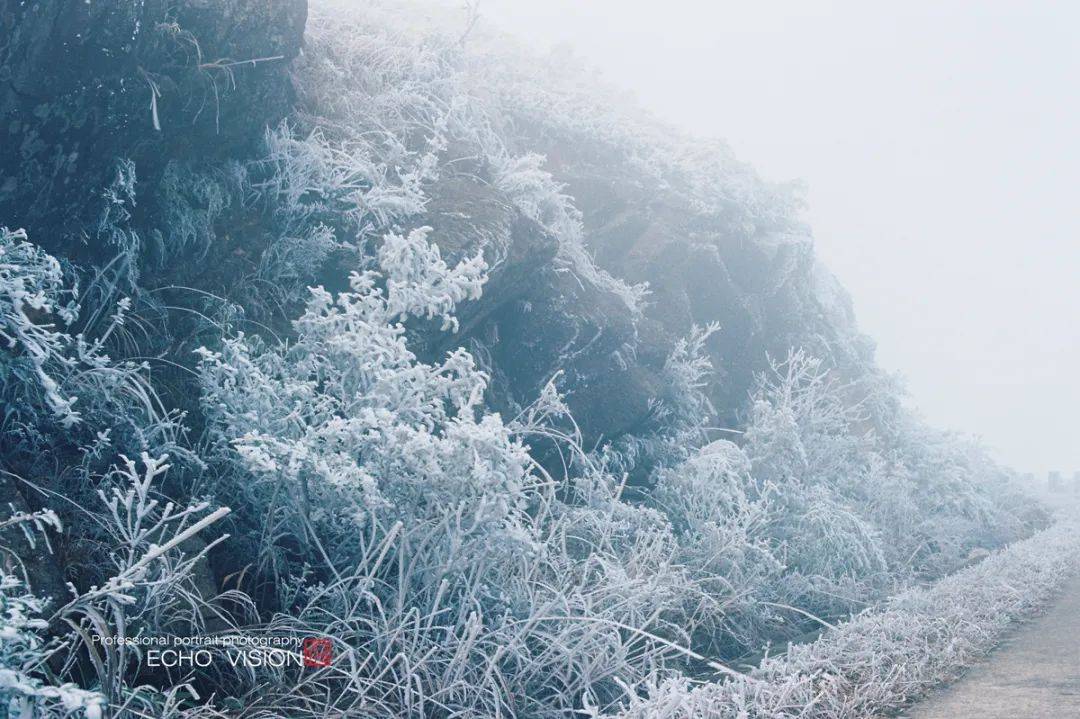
[20,455,231,718]
[601,520,1080,719]
[227,117,439,314]
[881,420,1033,577]
[75,455,231,631]
[588,333,1031,663]
[744,351,866,492]
[604,324,719,478]
[0,227,82,426]
[650,442,782,652]
[198,226,536,569]
[0,227,187,467]
[742,352,888,611]
[736,348,1033,626]
[255,222,342,297]
[155,162,235,260]
[94,159,141,287]
[252,122,435,240]
[0,571,105,719]
[0,462,229,719]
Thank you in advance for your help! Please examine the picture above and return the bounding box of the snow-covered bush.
[0,227,188,471]
[70,454,231,633]
[877,419,1033,577]
[741,352,891,615]
[0,570,106,719]
[94,159,141,288]
[0,227,82,426]
[602,520,1080,719]
[603,324,719,478]
[252,122,435,241]
[255,222,342,300]
[197,226,536,573]
[156,161,235,261]
[650,442,782,652]
[0,455,232,719]
[0,463,229,719]
[0,509,104,719]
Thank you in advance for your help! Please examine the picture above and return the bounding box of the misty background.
[455,0,1080,477]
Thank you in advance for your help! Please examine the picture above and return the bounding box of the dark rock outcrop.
[0,0,306,260]
[410,170,658,448]
[542,154,873,434]
[419,174,559,345]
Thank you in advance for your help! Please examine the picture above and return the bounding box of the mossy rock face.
[0,0,306,260]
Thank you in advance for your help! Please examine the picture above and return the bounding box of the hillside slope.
[0,2,1043,717]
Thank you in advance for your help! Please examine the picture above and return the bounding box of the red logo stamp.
[302,638,333,667]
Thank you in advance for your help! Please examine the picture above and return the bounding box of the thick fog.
[468,0,1080,477]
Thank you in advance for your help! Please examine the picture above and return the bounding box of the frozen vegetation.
[610,520,1080,718]
[0,2,1063,717]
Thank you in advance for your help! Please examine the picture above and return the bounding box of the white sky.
[458,0,1080,476]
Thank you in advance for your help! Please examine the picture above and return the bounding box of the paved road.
[902,571,1080,718]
